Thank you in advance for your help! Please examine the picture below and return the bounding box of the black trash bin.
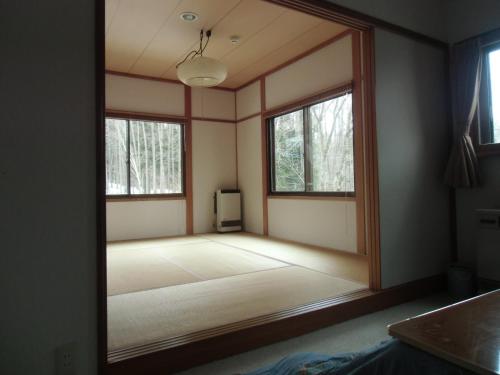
[447,264,477,301]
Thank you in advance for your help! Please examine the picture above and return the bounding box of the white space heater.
[215,189,241,233]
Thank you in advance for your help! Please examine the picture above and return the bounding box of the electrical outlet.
[55,342,77,375]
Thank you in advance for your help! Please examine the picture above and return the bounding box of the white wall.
[106,200,186,241]
[268,199,357,251]
[235,35,357,252]
[265,34,352,109]
[192,121,237,233]
[105,76,238,240]
[375,29,451,288]
[106,74,184,116]
[0,1,97,374]
[266,34,356,252]
[236,81,261,120]
[192,87,235,120]
[237,116,264,234]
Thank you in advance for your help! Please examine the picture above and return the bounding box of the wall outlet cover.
[55,342,78,375]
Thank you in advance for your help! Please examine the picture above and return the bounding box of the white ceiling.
[105,0,348,88]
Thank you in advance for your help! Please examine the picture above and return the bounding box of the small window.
[268,93,354,196]
[479,43,500,146]
[105,117,184,197]
[487,46,500,143]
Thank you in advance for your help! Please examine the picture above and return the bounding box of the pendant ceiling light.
[176,30,227,87]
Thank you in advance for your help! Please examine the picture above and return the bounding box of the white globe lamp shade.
[177,56,227,87]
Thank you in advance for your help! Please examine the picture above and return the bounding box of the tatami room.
[104,0,375,365]
[6,0,500,374]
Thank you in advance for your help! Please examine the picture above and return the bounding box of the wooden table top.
[388,290,500,375]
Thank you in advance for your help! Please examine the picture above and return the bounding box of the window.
[268,93,354,195]
[105,117,184,197]
[479,43,500,147]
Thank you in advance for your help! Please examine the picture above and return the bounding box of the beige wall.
[236,81,261,120]
[106,200,186,241]
[105,74,184,116]
[235,35,357,252]
[268,199,357,252]
[192,87,235,120]
[266,34,356,252]
[236,116,264,234]
[192,120,237,234]
[106,75,238,240]
[265,34,352,110]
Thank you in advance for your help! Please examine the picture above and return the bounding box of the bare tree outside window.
[269,92,354,195]
[105,118,183,196]
[105,118,128,194]
[273,110,304,191]
[309,94,354,192]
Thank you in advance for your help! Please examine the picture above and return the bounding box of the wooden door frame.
[264,0,382,290]
[96,1,448,374]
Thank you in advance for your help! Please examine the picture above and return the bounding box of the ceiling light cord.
[176,29,212,68]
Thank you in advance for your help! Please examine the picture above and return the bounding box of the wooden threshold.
[106,274,446,375]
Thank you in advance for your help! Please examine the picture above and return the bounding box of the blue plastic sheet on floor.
[244,339,474,375]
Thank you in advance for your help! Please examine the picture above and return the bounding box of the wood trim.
[106,195,186,203]
[235,94,239,188]
[191,116,236,124]
[263,81,353,118]
[105,109,186,123]
[478,142,500,157]
[237,112,262,123]
[260,78,269,235]
[362,29,382,290]
[105,70,235,92]
[268,195,356,202]
[184,86,193,235]
[96,0,107,373]
[106,274,446,375]
[264,0,447,49]
[235,29,354,92]
[352,30,366,255]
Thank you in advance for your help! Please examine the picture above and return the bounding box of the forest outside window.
[268,92,355,196]
[105,117,184,197]
[479,42,500,148]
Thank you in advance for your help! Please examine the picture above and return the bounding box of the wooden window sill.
[267,195,356,201]
[106,195,185,202]
[478,143,500,157]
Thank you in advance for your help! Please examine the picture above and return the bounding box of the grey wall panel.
[375,29,451,288]
[0,1,98,374]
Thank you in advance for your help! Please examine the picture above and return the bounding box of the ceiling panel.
[161,0,286,79]
[129,0,241,77]
[105,0,121,34]
[220,10,322,78]
[105,0,349,88]
[223,22,347,87]
[105,0,181,72]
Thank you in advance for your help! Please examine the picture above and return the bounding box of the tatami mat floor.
[107,233,369,351]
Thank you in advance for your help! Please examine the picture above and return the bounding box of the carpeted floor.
[174,293,454,375]
[107,233,368,351]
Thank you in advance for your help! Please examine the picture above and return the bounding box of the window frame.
[266,88,355,197]
[105,112,186,200]
[477,38,500,156]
